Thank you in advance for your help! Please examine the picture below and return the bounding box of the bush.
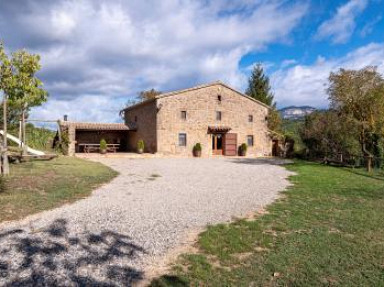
[100,139,107,150]
[137,139,145,151]
[240,143,247,152]
[193,143,202,152]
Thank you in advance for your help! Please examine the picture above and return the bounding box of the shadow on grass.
[0,219,146,286]
[150,275,189,287]
[229,157,294,166]
[343,167,384,182]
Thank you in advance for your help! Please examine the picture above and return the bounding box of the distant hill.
[279,106,316,120]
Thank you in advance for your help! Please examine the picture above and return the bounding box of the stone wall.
[59,122,76,156]
[156,83,271,156]
[124,101,157,153]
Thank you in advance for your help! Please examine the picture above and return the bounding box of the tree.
[125,88,162,110]
[0,42,47,175]
[300,111,360,159]
[267,108,282,132]
[245,63,282,132]
[8,49,48,154]
[0,42,15,175]
[328,66,384,171]
[245,63,275,106]
[138,88,161,101]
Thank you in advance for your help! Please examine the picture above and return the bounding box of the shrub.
[240,143,247,152]
[137,139,145,150]
[193,143,202,152]
[100,139,107,150]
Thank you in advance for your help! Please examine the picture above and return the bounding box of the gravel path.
[0,157,293,286]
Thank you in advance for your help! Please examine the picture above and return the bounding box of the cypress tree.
[245,63,275,107]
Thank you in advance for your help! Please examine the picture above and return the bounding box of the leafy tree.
[0,42,47,174]
[138,88,161,101]
[245,64,275,106]
[0,105,24,129]
[267,108,282,132]
[328,66,384,171]
[8,49,48,154]
[0,42,16,175]
[300,111,360,159]
[125,88,161,109]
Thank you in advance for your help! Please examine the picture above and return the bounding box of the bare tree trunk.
[22,109,27,156]
[2,96,9,175]
[18,119,22,147]
[367,155,373,173]
[360,134,373,172]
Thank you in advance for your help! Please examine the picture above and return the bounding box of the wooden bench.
[78,143,120,153]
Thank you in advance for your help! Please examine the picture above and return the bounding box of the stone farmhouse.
[61,81,273,157]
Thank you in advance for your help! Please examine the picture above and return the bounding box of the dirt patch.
[136,228,202,287]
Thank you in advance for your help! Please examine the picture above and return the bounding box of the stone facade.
[123,82,272,157]
[124,101,158,153]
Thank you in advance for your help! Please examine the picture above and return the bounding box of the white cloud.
[280,59,297,68]
[0,0,307,123]
[315,0,368,44]
[271,43,384,108]
[360,15,382,37]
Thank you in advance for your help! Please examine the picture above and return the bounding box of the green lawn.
[0,157,117,223]
[151,161,384,287]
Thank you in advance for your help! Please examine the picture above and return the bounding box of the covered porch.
[59,121,137,156]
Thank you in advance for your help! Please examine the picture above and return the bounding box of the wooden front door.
[212,134,223,155]
[223,133,237,156]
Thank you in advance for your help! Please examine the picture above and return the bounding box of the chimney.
[64,115,68,121]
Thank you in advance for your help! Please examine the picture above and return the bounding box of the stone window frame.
[247,135,254,147]
[248,114,253,122]
[216,111,222,121]
[181,110,187,120]
[134,116,138,122]
[178,133,187,147]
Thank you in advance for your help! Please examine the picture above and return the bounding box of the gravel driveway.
[0,157,293,286]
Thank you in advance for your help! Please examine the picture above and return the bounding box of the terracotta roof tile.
[60,121,135,131]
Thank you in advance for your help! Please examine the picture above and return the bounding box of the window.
[247,135,254,147]
[218,95,222,102]
[181,111,187,120]
[134,116,138,122]
[179,133,187,146]
[216,111,222,121]
[248,114,253,122]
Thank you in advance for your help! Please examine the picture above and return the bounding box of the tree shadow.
[0,219,146,286]
[342,167,384,182]
[150,275,190,287]
[229,157,293,166]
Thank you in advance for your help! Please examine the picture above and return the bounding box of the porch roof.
[208,126,232,133]
[60,121,136,131]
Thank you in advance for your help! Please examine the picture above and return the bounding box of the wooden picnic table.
[78,143,120,153]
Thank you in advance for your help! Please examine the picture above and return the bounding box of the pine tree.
[245,63,275,107]
[245,63,282,132]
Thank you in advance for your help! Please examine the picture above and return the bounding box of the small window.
[134,116,138,122]
[248,115,253,122]
[218,95,222,102]
[179,133,187,146]
[181,111,187,120]
[216,111,222,121]
[247,135,254,147]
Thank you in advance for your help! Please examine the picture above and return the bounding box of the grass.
[0,157,118,223]
[151,161,384,287]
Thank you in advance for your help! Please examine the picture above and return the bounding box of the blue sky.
[0,0,383,122]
